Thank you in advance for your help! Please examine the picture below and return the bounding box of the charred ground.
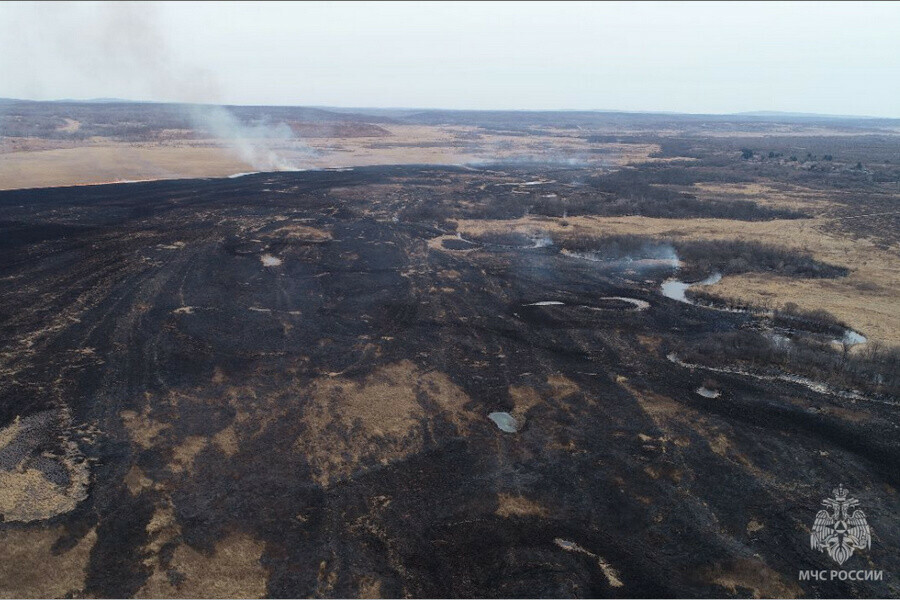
[0,155,898,598]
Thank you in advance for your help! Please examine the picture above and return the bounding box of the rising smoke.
[188,105,312,171]
[2,2,311,171]
[563,241,681,271]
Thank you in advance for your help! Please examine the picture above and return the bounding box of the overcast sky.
[2,1,899,116]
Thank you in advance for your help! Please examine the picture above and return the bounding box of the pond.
[488,412,519,433]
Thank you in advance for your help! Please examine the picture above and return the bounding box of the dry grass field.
[0,124,628,190]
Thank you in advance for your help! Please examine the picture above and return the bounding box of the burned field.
[0,161,898,598]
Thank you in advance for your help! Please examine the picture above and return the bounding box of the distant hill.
[735,110,881,120]
[1,99,897,142]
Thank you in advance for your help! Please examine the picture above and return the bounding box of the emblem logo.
[810,485,871,565]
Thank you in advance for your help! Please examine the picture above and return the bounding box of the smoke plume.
[188,106,312,171]
[2,2,311,171]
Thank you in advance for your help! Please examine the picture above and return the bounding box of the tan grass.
[0,144,251,189]
[454,214,900,345]
[124,464,155,496]
[704,558,801,598]
[169,435,208,474]
[0,469,85,522]
[136,532,268,599]
[0,411,90,522]
[213,425,240,457]
[262,223,332,243]
[546,373,580,399]
[295,360,473,486]
[355,576,383,599]
[0,124,637,190]
[691,181,841,212]
[121,406,170,450]
[496,493,549,518]
[0,526,96,598]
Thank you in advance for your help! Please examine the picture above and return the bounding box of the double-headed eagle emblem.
[810,484,871,565]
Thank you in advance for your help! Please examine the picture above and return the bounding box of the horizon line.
[1,97,897,121]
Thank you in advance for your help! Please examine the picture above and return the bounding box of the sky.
[2,1,899,117]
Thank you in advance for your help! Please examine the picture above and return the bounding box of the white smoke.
[562,242,681,270]
[3,2,314,172]
[651,243,681,265]
[2,3,220,104]
[188,105,313,171]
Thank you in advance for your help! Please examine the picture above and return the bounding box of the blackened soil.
[0,166,897,598]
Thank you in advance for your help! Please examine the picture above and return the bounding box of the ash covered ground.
[0,164,898,598]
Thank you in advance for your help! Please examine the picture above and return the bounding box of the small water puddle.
[488,412,519,433]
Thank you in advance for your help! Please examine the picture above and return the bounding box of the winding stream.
[661,272,867,346]
[660,272,722,304]
[667,353,893,406]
